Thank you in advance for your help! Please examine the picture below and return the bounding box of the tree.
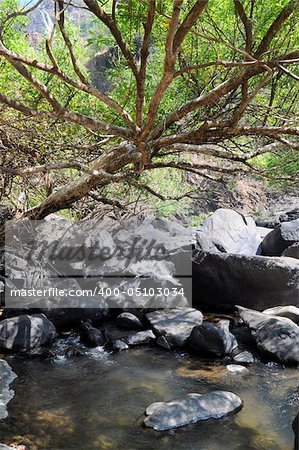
[0,0,298,219]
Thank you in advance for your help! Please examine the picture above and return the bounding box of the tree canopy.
[0,0,298,219]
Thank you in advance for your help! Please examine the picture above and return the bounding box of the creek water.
[0,345,298,450]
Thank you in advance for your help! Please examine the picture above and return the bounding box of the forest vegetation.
[0,0,298,220]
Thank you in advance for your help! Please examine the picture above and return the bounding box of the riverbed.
[0,345,298,450]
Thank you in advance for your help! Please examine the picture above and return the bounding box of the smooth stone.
[117,312,143,330]
[126,330,156,346]
[262,219,299,256]
[196,208,261,255]
[237,307,299,364]
[263,306,299,325]
[187,320,237,357]
[146,308,203,347]
[226,364,249,374]
[144,390,243,430]
[0,359,17,420]
[233,351,254,364]
[0,314,56,352]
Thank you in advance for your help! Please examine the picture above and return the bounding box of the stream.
[0,343,298,450]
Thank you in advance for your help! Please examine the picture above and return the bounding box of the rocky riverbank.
[0,209,298,449]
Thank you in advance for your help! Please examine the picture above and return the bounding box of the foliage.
[0,0,298,219]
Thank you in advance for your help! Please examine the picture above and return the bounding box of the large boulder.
[196,209,261,255]
[144,390,242,430]
[237,307,299,365]
[187,320,237,357]
[192,251,299,310]
[0,314,56,352]
[146,308,203,347]
[262,219,299,256]
[0,359,17,420]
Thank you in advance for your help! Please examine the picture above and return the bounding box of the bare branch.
[234,0,253,54]
[255,0,299,58]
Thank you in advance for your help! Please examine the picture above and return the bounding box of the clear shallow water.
[0,347,298,450]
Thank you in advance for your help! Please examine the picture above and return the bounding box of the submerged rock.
[187,320,237,357]
[0,314,56,352]
[262,219,299,256]
[146,308,203,347]
[237,307,299,364]
[144,390,242,430]
[0,359,17,420]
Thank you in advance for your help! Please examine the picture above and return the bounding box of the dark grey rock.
[196,209,261,255]
[80,321,104,347]
[262,219,299,256]
[0,314,56,352]
[126,330,156,346]
[187,320,237,357]
[282,242,299,260]
[146,308,203,347]
[117,312,143,330]
[0,359,17,420]
[237,307,299,364]
[144,390,243,430]
[193,251,299,310]
[263,306,299,325]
